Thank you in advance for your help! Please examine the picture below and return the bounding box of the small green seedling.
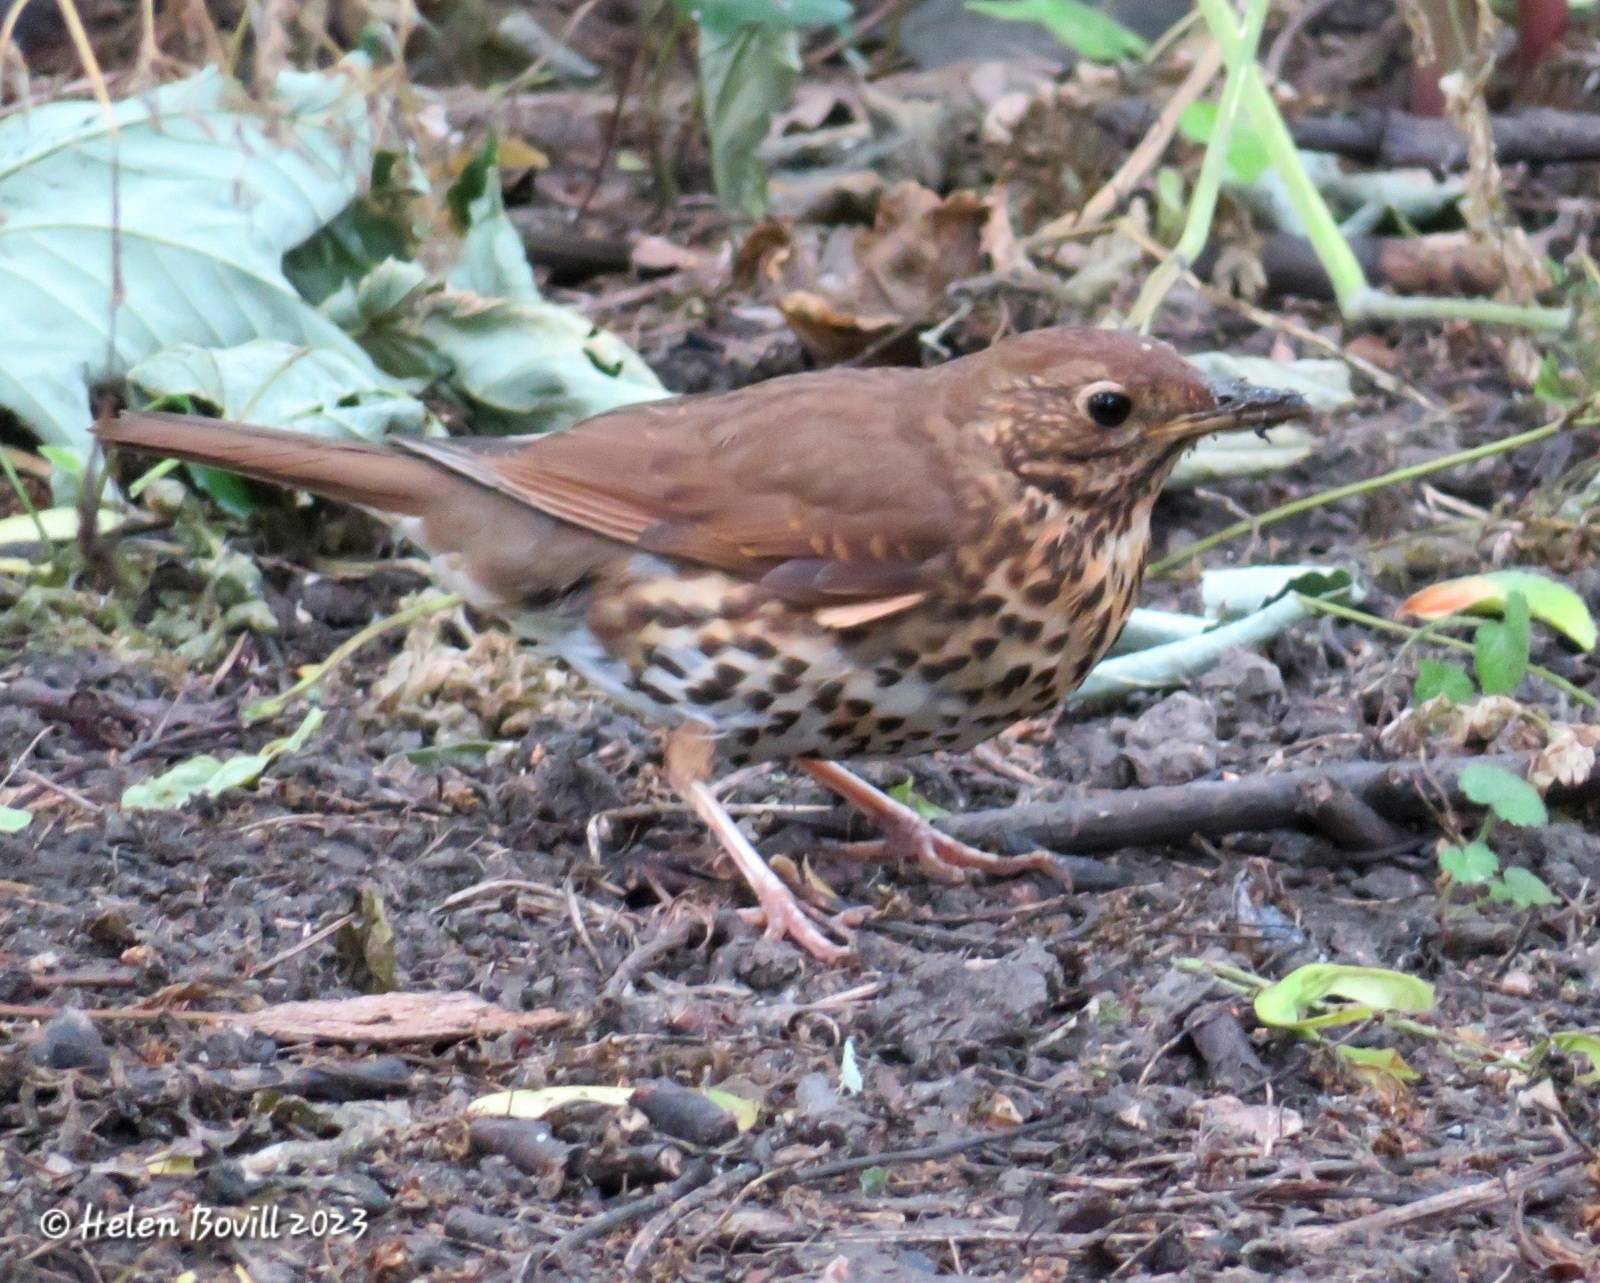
[1255,963,1434,1090]
[0,805,31,834]
[1437,762,1559,909]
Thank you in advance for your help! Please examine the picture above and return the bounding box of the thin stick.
[242,592,464,724]
[1128,0,1270,332]
[1146,416,1571,575]
[1030,41,1224,242]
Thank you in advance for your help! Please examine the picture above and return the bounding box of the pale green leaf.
[1551,1031,1600,1083]
[1492,866,1560,908]
[1474,590,1530,695]
[0,507,123,547]
[0,805,32,833]
[1439,839,1499,884]
[1414,658,1475,705]
[1336,1044,1420,1081]
[1255,963,1435,1032]
[965,0,1148,61]
[127,340,430,444]
[1178,101,1273,184]
[0,63,373,461]
[1459,762,1548,828]
[697,23,799,217]
[1400,569,1596,651]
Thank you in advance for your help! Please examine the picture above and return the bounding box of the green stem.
[1295,594,1598,710]
[1148,418,1567,576]
[242,592,466,725]
[1194,0,1570,332]
[1128,0,1268,333]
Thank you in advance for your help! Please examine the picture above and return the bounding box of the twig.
[1147,415,1572,575]
[1030,42,1224,242]
[935,751,1600,852]
[540,1159,715,1265]
[1269,1151,1582,1250]
[247,913,357,980]
[623,1162,760,1276]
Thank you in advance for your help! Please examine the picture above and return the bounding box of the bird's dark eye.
[1086,390,1133,428]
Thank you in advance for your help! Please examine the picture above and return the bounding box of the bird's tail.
[96,412,441,516]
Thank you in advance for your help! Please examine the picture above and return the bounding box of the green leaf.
[0,805,32,833]
[697,22,798,218]
[1551,1031,1600,1083]
[1459,762,1548,828]
[966,0,1148,61]
[444,139,540,301]
[1414,658,1475,705]
[0,63,373,464]
[1439,839,1499,884]
[888,779,949,820]
[121,709,323,811]
[1336,1044,1420,1082]
[859,1166,889,1197]
[1474,589,1530,695]
[1178,101,1273,184]
[1254,963,1435,1032]
[672,0,851,27]
[1401,570,1596,651]
[283,150,417,306]
[1492,866,1560,908]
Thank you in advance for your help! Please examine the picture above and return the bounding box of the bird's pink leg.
[800,759,1070,885]
[666,727,851,964]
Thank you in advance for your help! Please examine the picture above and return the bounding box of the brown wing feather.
[399,365,987,606]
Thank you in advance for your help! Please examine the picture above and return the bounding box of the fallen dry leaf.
[234,992,571,1045]
[1193,1094,1304,1148]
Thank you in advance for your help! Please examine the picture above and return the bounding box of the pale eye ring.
[1078,381,1133,429]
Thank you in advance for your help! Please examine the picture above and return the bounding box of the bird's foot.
[802,759,1072,888]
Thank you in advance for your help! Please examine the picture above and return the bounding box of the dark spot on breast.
[813,681,844,713]
[936,730,965,744]
[973,593,1006,617]
[1079,579,1107,614]
[1014,618,1044,643]
[727,751,750,767]
[843,736,873,757]
[1088,612,1113,657]
[823,720,857,742]
[736,728,762,747]
[844,698,874,718]
[1032,668,1057,687]
[891,648,918,668]
[940,712,965,727]
[876,716,905,734]
[650,602,698,630]
[636,681,674,705]
[994,664,1032,698]
[745,690,775,711]
[698,637,725,658]
[874,667,905,687]
[961,687,989,706]
[780,656,808,679]
[919,655,971,681]
[1043,631,1072,654]
[1023,579,1059,607]
[771,672,801,695]
[976,712,1011,727]
[835,626,870,646]
[736,636,778,660]
[971,637,1000,661]
[881,737,906,754]
[768,710,801,736]
[1070,653,1098,684]
[654,653,687,680]
[714,662,745,688]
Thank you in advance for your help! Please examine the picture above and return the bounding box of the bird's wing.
[397,366,985,611]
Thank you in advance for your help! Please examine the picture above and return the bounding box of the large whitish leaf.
[419,294,669,432]
[127,340,431,442]
[0,63,373,458]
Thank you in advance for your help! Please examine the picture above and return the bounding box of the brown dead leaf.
[1193,1094,1304,1149]
[234,992,572,1046]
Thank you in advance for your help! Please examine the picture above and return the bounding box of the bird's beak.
[1153,381,1314,441]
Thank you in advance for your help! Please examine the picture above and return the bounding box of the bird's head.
[970,328,1312,513]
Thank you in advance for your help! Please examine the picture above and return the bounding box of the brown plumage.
[97,326,1309,962]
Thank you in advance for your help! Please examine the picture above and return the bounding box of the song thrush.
[97,327,1309,962]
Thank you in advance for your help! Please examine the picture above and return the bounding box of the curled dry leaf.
[1529,724,1600,790]
[738,183,1001,363]
[1192,1095,1304,1148]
